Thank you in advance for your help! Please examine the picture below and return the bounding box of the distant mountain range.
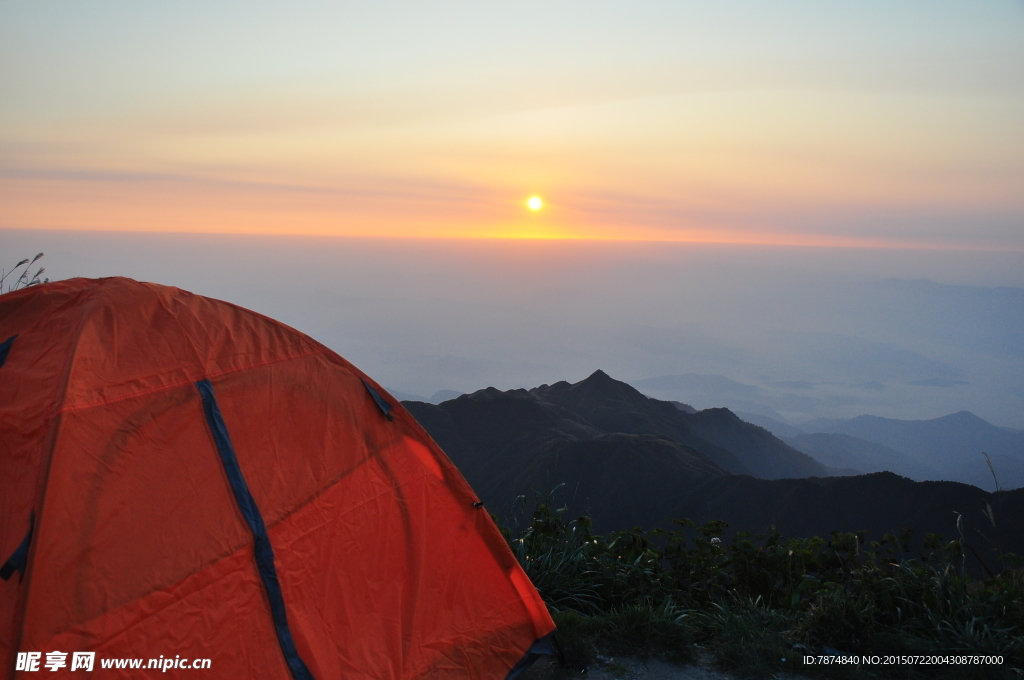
[742,411,1024,491]
[401,371,1024,564]
[781,433,938,480]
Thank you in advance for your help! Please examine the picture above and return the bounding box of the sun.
[526,195,544,211]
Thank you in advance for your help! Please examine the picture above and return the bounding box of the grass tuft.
[1,253,50,294]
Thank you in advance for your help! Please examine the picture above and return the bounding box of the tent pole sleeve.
[197,379,316,680]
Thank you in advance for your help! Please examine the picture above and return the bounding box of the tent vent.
[362,380,394,421]
[196,379,317,680]
[0,334,17,368]
[0,513,33,582]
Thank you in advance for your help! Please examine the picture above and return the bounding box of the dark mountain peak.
[567,369,636,398]
[416,371,832,488]
[529,372,754,475]
[532,369,651,411]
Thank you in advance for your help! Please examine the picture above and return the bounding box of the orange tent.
[1,277,555,679]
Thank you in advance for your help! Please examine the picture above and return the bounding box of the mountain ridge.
[400,370,1024,560]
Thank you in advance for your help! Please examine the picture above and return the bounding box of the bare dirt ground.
[520,650,813,680]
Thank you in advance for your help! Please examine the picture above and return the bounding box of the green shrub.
[505,501,1024,678]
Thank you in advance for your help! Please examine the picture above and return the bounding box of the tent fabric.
[0,277,554,679]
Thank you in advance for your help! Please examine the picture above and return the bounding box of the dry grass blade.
[1,254,50,294]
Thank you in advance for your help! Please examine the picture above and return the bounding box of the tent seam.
[261,446,437,534]
[13,282,106,659]
[34,540,275,654]
[58,349,325,413]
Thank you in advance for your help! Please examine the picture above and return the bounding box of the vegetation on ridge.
[504,498,1024,679]
[1,253,49,294]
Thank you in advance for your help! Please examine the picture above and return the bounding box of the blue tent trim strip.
[196,379,316,680]
[505,632,565,680]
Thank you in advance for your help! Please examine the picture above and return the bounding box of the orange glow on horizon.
[3,221,1006,253]
[1,174,1017,253]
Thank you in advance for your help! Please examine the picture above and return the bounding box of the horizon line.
[3,225,1021,253]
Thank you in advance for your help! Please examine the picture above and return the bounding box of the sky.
[2,3,1023,429]
[5,229,1023,429]
[2,1,1023,247]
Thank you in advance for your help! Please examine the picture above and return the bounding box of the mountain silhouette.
[531,370,825,478]
[402,371,1024,562]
